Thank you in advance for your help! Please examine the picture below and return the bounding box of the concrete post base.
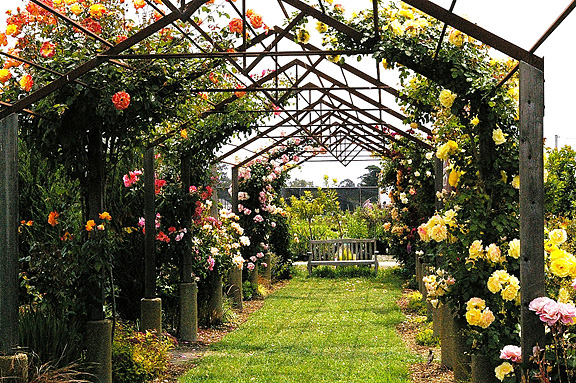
[179,282,198,342]
[440,306,470,382]
[0,353,28,383]
[85,319,112,383]
[141,298,162,333]
[262,253,272,285]
[228,267,243,311]
[471,355,499,383]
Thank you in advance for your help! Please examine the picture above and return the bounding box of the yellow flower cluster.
[418,212,455,243]
[544,228,576,278]
[436,140,458,160]
[448,29,466,47]
[387,7,429,37]
[465,297,495,328]
[487,270,520,301]
[448,168,462,187]
[468,239,519,264]
[422,268,455,308]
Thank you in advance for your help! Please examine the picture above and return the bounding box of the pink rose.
[247,262,255,271]
[499,345,521,363]
[558,302,576,325]
[530,297,561,326]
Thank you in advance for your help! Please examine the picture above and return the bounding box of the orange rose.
[40,41,56,58]
[0,69,12,84]
[133,0,145,10]
[228,18,243,34]
[249,14,263,29]
[19,74,33,92]
[0,33,7,46]
[112,91,131,110]
[99,211,112,221]
[48,211,59,226]
[246,9,255,18]
[86,220,96,231]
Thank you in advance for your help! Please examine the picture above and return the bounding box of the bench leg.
[307,261,312,276]
[374,260,379,275]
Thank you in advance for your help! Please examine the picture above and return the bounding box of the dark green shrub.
[242,281,257,301]
[19,307,83,369]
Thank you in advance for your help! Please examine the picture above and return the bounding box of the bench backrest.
[309,239,377,261]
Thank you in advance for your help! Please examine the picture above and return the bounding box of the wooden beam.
[519,61,545,362]
[402,0,543,70]
[0,114,19,353]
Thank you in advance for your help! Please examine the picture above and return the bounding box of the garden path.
[175,268,418,383]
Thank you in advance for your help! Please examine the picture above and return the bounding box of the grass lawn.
[180,267,420,383]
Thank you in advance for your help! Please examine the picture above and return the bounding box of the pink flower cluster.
[123,170,142,187]
[207,255,215,271]
[499,345,521,363]
[253,214,264,223]
[529,297,576,326]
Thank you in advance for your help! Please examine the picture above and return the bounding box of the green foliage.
[358,165,381,186]
[112,324,176,383]
[242,281,258,301]
[19,307,83,368]
[406,291,427,315]
[545,146,576,218]
[415,328,440,347]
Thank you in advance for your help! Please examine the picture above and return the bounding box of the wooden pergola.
[2,0,575,379]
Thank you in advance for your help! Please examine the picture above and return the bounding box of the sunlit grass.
[180,268,419,383]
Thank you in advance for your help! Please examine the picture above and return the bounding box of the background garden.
[1,0,575,383]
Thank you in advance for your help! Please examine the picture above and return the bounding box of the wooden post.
[434,157,443,211]
[229,166,243,308]
[141,148,161,333]
[144,148,156,299]
[519,61,545,361]
[0,114,19,354]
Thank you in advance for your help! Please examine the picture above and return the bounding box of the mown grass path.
[180,269,419,382]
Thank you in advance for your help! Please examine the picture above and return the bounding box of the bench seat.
[307,239,379,276]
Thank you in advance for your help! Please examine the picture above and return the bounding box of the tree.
[338,178,356,187]
[358,165,381,186]
[287,178,315,187]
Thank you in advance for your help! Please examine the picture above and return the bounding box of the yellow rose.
[469,240,484,260]
[486,243,503,264]
[443,209,457,227]
[448,169,462,187]
[390,19,405,36]
[296,28,310,44]
[430,224,448,242]
[492,128,507,145]
[479,308,495,328]
[495,362,514,381]
[398,9,414,19]
[466,308,482,326]
[508,239,520,259]
[466,297,485,311]
[550,257,571,278]
[500,171,508,183]
[487,275,502,293]
[549,228,567,246]
[436,140,458,160]
[471,116,480,126]
[448,29,465,47]
[315,22,328,33]
[70,3,83,15]
[511,175,520,189]
[439,89,457,108]
[501,285,518,301]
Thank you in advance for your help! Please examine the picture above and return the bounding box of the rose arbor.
[0,0,569,382]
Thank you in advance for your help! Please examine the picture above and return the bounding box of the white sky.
[2,0,575,185]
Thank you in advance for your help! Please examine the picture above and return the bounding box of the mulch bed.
[396,289,454,383]
[156,282,453,383]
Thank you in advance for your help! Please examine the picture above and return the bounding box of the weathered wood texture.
[519,61,545,361]
[144,148,156,299]
[0,115,19,353]
[307,239,379,275]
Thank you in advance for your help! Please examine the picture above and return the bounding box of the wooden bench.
[307,238,379,276]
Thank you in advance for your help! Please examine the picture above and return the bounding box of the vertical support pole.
[434,157,443,211]
[144,147,156,299]
[519,61,545,362]
[178,154,197,341]
[141,148,162,333]
[229,166,243,309]
[0,114,19,354]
